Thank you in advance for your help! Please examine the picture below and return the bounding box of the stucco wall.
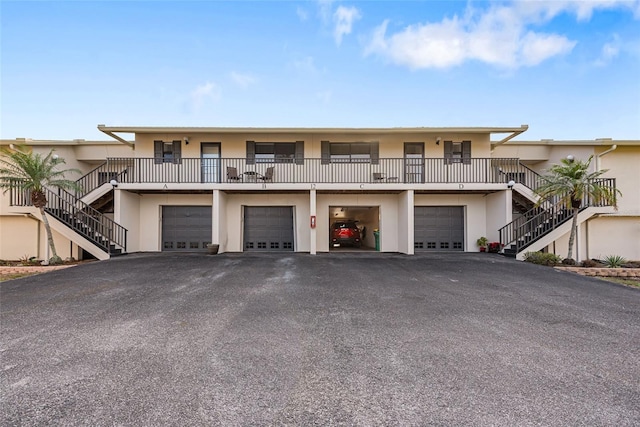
[132,132,492,160]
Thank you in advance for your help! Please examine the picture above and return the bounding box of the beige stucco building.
[1,125,638,262]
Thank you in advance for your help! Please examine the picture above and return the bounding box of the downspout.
[587,144,616,260]
[596,144,617,171]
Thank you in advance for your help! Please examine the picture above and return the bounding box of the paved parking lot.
[1,252,639,426]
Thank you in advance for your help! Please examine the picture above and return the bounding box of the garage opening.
[244,206,294,252]
[329,206,379,251]
[162,206,212,251]
[414,206,464,251]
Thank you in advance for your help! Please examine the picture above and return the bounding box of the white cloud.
[293,56,318,74]
[296,6,308,22]
[364,2,584,69]
[230,72,257,88]
[317,0,334,24]
[515,0,640,22]
[189,82,220,111]
[333,5,361,46]
[594,35,621,66]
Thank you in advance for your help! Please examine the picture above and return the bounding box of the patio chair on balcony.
[372,172,398,183]
[258,167,274,182]
[227,167,243,182]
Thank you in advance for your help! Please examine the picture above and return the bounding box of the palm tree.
[0,145,81,264]
[534,155,620,263]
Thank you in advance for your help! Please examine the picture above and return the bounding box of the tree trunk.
[39,206,60,263]
[567,207,580,261]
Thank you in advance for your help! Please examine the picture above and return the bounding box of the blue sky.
[1,0,639,141]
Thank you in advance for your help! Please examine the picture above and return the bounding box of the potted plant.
[206,243,219,255]
[476,237,488,252]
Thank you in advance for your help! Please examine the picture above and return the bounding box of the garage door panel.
[414,206,464,252]
[162,206,212,252]
[244,207,294,252]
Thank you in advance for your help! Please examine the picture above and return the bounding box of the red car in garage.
[331,220,362,248]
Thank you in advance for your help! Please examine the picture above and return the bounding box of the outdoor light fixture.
[507,180,515,189]
[110,179,119,188]
[436,137,441,145]
[566,154,574,162]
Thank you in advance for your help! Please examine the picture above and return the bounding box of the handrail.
[96,157,528,186]
[46,187,127,253]
[499,178,617,253]
[75,161,109,198]
[8,182,127,254]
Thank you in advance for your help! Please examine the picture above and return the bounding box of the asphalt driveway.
[1,252,639,426]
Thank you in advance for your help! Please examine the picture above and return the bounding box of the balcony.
[82,157,534,190]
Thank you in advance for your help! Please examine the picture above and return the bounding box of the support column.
[310,189,317,255]
[212,190,228,253]
[400,190,414,255]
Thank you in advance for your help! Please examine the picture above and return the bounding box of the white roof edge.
[494,139,640,146]
[96,124,529,134]
[1,138,121,145]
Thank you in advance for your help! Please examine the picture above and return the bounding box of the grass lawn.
[598,277,640,288]
[0,272,42,282]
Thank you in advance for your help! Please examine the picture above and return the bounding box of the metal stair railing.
[45,187,127,254]
[499,178,617,253]
[75,161,131,198]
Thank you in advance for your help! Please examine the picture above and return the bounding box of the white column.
[310,189,317,255]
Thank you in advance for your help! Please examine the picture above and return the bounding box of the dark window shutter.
[154,141,163,164]
[172,140,182,164]
[246,141,255,165]
[295,141,304,165]
[321,141,330,165]
[462,141,471,165]
[371,142,379,165]
[444,141,453,165]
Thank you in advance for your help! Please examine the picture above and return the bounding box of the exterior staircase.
[499,169,617,259]
[8,167,128,260]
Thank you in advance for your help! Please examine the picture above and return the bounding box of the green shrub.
[523,251,563,266]
[603,255,626,268]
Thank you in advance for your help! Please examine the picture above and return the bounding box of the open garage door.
[162,206,212,251]
[244,206,294,251]
[414,206,464,251]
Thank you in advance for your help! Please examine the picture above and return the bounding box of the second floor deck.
[80,157,537,194]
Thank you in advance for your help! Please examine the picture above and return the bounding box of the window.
[154,140,182,164]
[444,140,471,165]
[321,141,379,164]
[246,141,304,165]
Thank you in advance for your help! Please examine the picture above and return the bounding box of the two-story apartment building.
[1,125,638,262]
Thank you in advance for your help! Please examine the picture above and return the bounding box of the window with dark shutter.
[246,141,256,165]
[444,141,471,165]
[295,141,304,165]
[462,140,471,165]
[324,141,379,163]
[248,141,301,164]
[154,140,181,164]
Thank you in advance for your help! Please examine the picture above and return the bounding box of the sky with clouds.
[1,0,639,141]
